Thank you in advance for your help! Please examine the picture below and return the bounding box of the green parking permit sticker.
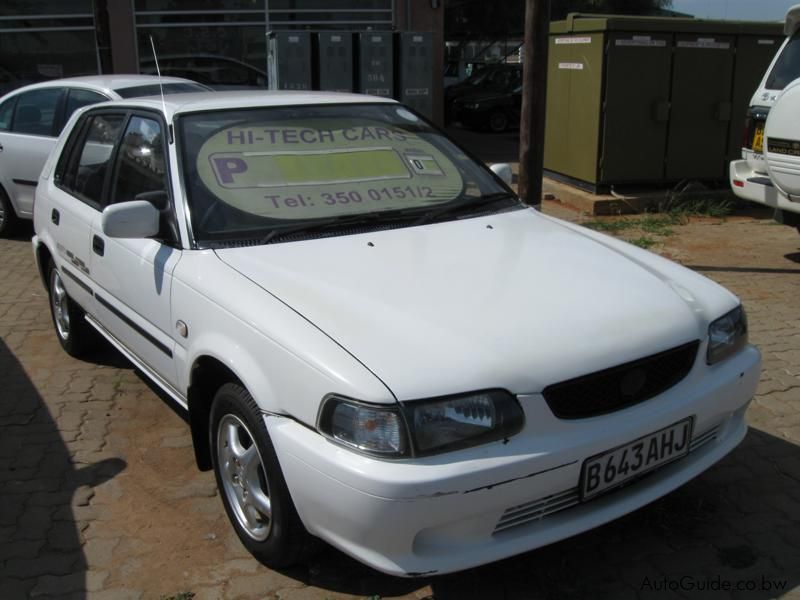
[196,119,464,219]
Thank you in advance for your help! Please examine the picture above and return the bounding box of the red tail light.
[742,115,754,150]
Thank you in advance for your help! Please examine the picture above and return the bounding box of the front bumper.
[730,159,800,215]
[268,345,760,576]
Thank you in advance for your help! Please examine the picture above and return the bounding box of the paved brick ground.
[1,200,799,599]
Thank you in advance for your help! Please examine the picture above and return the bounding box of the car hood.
[215,209,729,401]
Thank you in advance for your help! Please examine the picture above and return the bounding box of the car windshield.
[766,30,800,90]
[177,103,519,246]
[115,82,209,98]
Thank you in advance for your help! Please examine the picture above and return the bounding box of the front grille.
[542,341,700,419]
[494,488,580,533]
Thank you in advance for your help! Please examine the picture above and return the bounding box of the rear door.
[48,110,127,314]
[0,87,65,217]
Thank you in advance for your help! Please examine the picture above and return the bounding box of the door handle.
[92,235,105,256]
[0,142,3,152]
[51,209,60,225]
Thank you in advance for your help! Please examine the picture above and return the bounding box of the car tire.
[210,382,317,567]
[0,187,19,237]
[488,111,509,133]
[47,259,95,357]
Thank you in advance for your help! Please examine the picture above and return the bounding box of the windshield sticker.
[196,119,463,219]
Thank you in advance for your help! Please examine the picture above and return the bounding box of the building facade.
[0,0,444,121]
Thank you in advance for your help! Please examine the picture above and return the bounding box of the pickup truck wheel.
[0,187,19,237]
[211,383,316,567]
[47,260,94,357]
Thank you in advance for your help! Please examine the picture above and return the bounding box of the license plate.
[753,123,765,154]
[581,418,693,500]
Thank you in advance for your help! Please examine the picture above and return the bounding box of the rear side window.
[11,88,63,136]
[64,89,108,126]
[0,97,16,131]
[58,113,126,209]
[767,31,800,90]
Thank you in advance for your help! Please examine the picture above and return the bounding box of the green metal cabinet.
[543,15,782,190]
[601,32,672,183]
[665,34,735,180]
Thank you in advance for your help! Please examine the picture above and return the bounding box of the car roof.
[1,74,201,99]
[89,90,399,119]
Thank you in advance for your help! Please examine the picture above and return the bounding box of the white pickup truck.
[730,4,800,232]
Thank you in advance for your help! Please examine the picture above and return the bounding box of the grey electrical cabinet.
[358,31,394,97]
[268,31,312,91]
[317,32,354,92]
[397,32,433,119]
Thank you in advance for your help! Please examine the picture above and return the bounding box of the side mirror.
[490,162,513,186]
[101,201,160,239]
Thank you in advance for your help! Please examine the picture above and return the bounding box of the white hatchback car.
[33,91,760,576]
[0,75,209,235]
[730,4,800,231]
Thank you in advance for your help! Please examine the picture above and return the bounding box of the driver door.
[90,112,182,389]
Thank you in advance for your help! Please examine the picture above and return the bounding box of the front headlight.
[465,102,481,110]
[406,390,524,455]
[707,305,748,364]
[317,390,524,458]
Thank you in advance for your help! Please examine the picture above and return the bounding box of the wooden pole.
[518,0,550,208]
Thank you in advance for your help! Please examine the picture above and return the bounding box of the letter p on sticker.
[212,156,248,185]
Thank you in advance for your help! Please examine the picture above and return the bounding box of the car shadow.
[273,427,798,599]
[0,338,126,598]
[4,221,34,241]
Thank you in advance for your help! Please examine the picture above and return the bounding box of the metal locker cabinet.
[268,31,312,91]
[544,29,578,179]
[563,32,605,185]
[317,32,354,93]
[665,34,735,180]
[358,32,394,98]
[398,32,433,119]
[601,32,672,183]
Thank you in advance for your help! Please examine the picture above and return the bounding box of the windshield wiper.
[261,210,414,244]
[412,192,519,226]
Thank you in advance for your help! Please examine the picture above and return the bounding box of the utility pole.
[518,0,551,208]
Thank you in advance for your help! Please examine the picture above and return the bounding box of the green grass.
[580,219,635,233]
[639,214,680,236]
[628,236,657,249]
[660,196,734,218]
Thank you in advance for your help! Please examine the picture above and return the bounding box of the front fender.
[172,251,394,426]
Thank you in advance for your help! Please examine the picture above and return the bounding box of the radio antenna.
[149,35,173,143]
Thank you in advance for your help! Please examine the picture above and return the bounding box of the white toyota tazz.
[33,91,760,577]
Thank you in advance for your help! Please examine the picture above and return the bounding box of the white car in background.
[33,91,760,576]
[730,4,800,231]
[0,75,209,235]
